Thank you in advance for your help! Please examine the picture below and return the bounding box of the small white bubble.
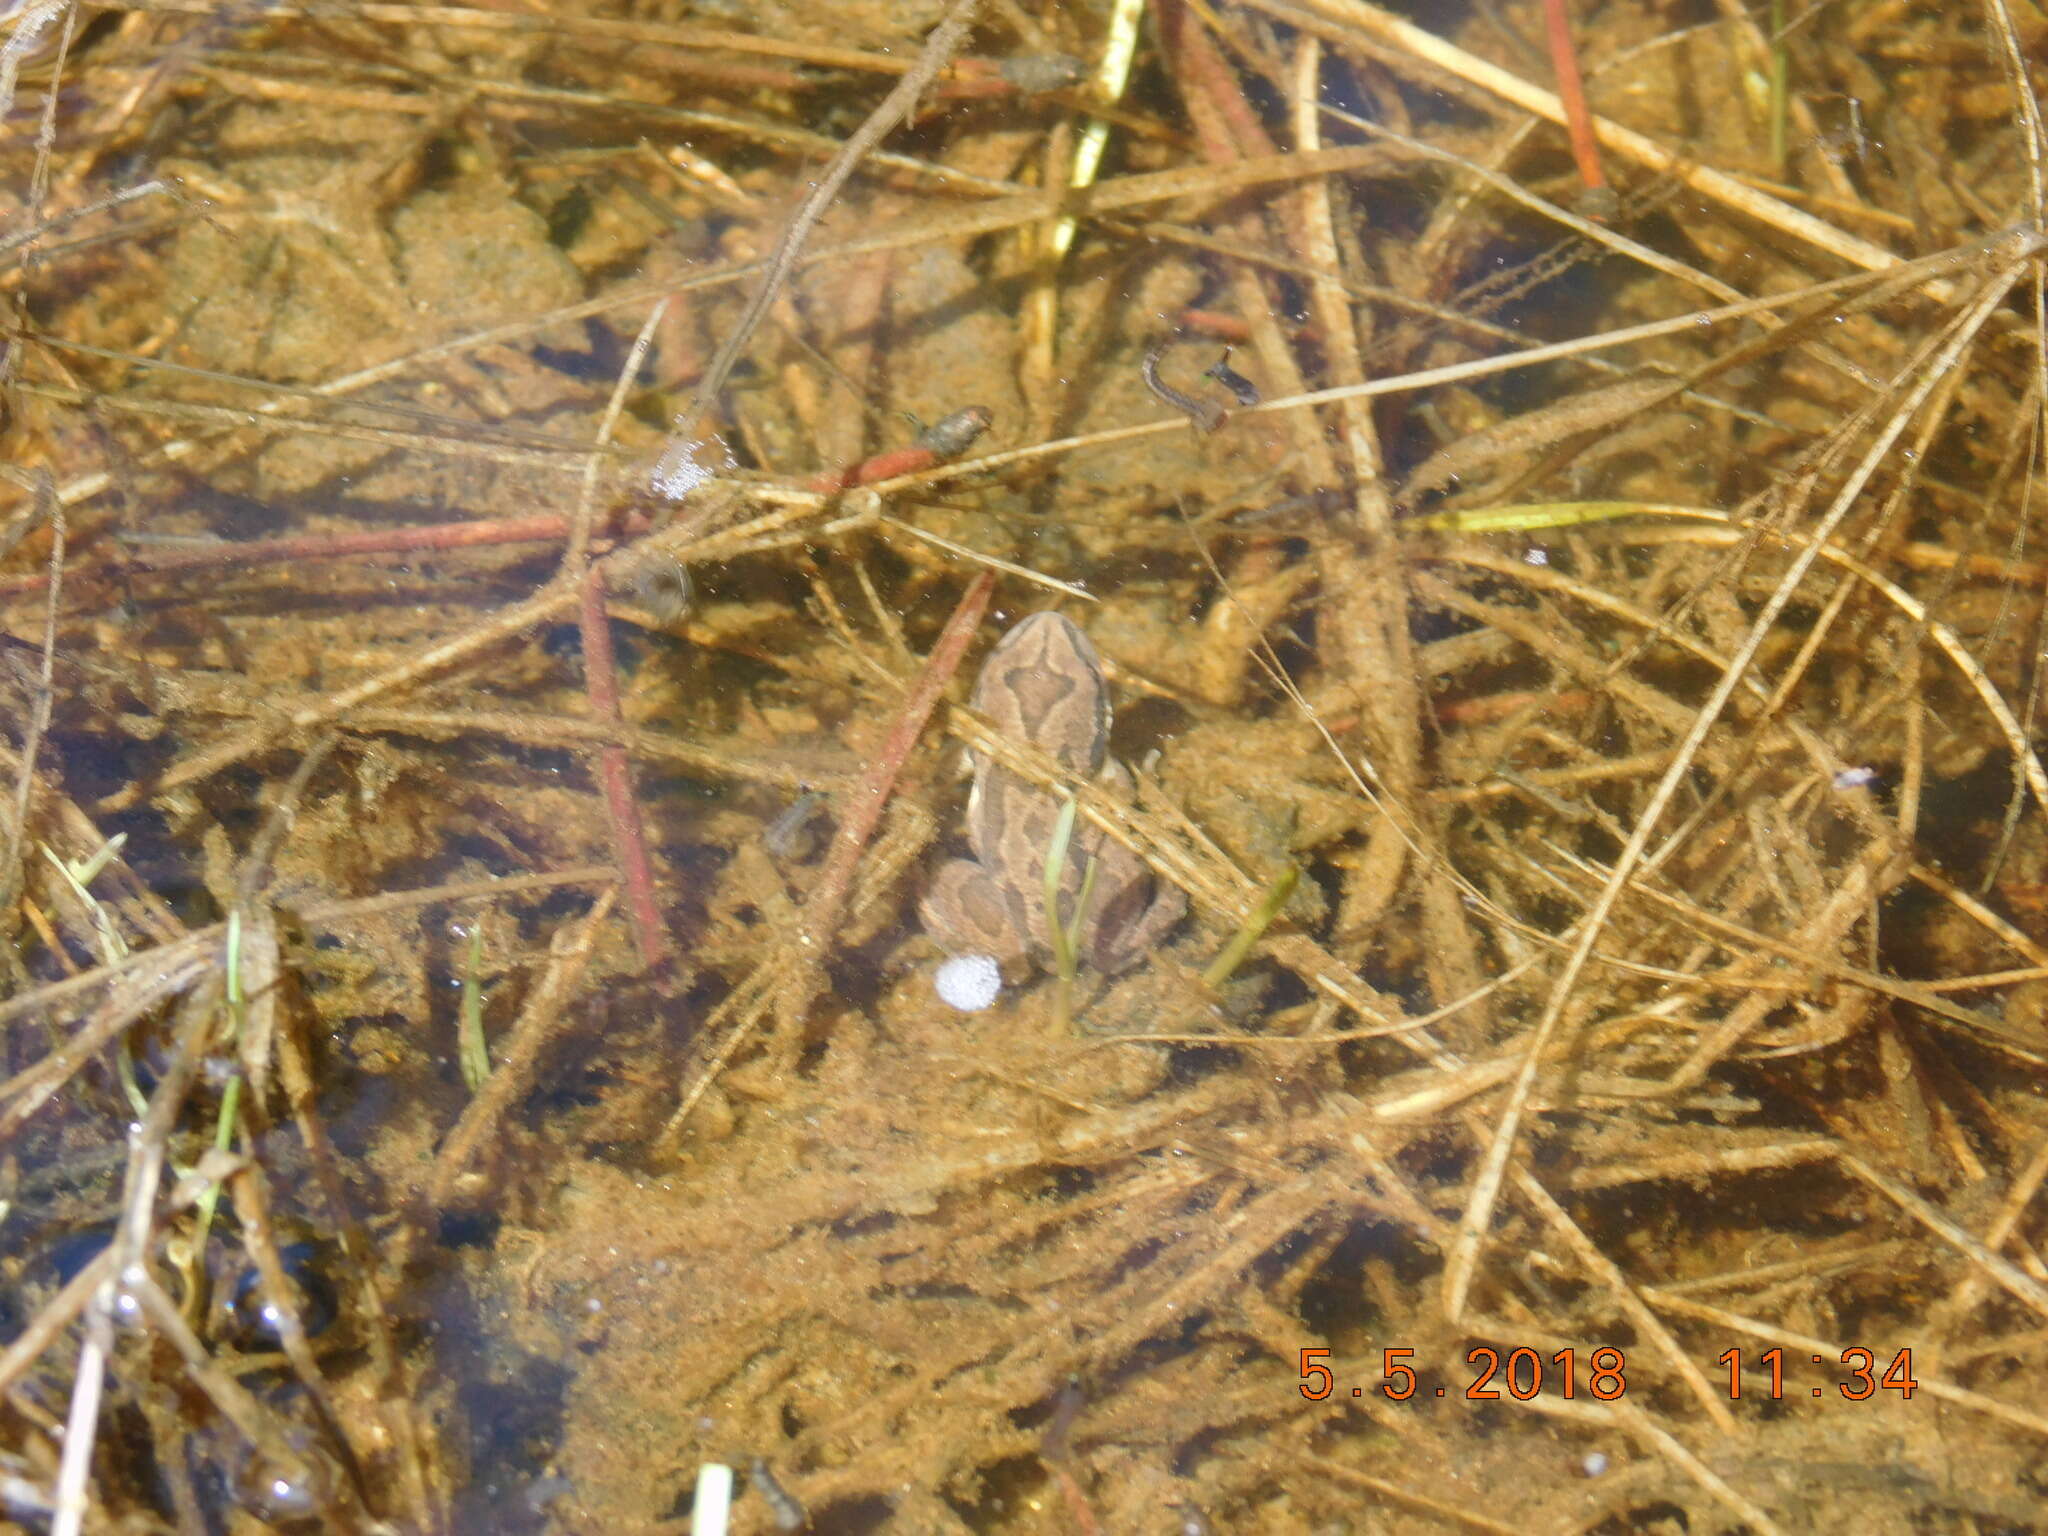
[1833,766,1878,790]
[1524,546,1550,566]
[648,433,733,500]
[650,449,712,499]
[935,954,1002,1012]
[1582,1452,1610,1477]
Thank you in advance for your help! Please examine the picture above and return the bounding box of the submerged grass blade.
[1202,866,1300,990]
[1043,794,1081,987]
[1042,793,1102,1030]
[458,923,491,1092]
[1411,500,1717,534]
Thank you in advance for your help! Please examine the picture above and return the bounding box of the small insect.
[999,52,1085,93]
[1142,335,1228,433]
[1811,94,1872,166]
[913,403,995,459]
[629,552,694,625]
[1039,1376,1085,1461]
[763,789,829,858]
[1202,350,1260,407]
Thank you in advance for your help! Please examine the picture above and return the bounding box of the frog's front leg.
[917,858,1033,964]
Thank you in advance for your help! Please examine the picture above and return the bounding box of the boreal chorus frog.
[918,612,1185,974]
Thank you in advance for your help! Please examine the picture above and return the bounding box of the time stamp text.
[1299,1346,1919,1403]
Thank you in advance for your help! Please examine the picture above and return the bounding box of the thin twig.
[569,300,667,574]
[1539,0,1606,197]
[579,569,665,966]
[801,570,995,947]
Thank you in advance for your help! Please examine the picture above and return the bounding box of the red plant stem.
[806,444,940,493]
[932,58,1023,98]
[1541,0,1607,195]
[1176,308,1251,342]
[1152,0,1275,161]
[577,565,666,967]
[1176,308,1323,347]
[806,406,993,491]
[802,570,994,941]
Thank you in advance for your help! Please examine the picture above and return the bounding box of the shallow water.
[4,0,2048,1531]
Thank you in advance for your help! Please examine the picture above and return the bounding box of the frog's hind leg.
[1087,871,1188,975]
[917,858,1033,965]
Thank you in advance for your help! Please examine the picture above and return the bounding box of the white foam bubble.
[935,954,1002,1012]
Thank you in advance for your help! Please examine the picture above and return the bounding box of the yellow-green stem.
[1203,866,1301,990]
[195,910,247,1243]
[1768,0,1790,172]
[1042,795,1101,1030]
[458,924,491,1091]
[193,1074,240,1249]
